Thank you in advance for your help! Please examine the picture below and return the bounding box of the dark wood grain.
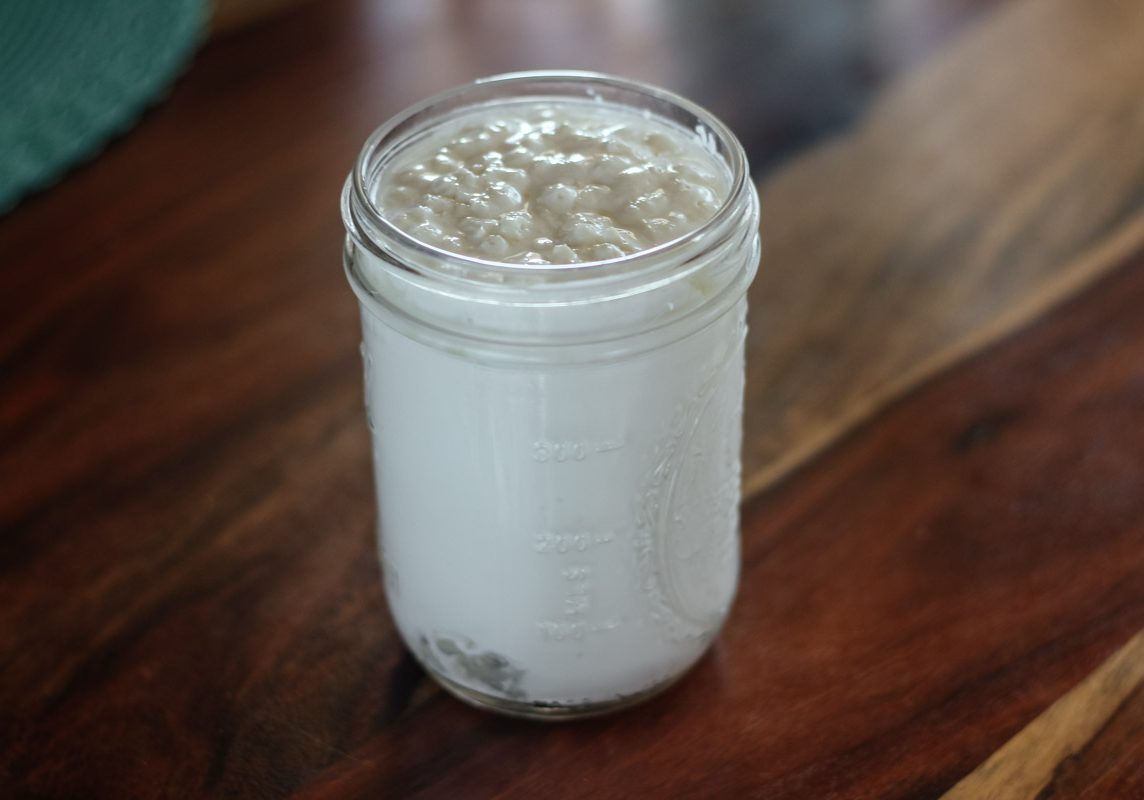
[279,245,1144,799]
[2,0,1144,797]
[943,631,1144,799]
[1035,684,1144,799]
[741,0,1144,497]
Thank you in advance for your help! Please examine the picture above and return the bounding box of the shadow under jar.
[341,71,760,720]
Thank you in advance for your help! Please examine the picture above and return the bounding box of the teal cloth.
[0,0,206,212]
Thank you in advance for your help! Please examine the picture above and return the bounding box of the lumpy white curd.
[378,103,726,263]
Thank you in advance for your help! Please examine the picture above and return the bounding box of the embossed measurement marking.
[536,564,623,641]
[532,439,625,463]
[533,528,617,554]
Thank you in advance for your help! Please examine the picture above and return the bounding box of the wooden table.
[3,0,1143,797]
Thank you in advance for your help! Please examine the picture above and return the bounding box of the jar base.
[428,669,686,722]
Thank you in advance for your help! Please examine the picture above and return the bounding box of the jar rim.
[343,70,751,286]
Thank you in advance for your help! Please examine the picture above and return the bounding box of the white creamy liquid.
[358,100,745,709]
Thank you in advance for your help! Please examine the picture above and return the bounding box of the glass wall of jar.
[342,72,760,719]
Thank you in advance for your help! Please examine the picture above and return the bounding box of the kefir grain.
[378,104,725,265]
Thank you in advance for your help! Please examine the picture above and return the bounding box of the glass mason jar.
[341,71,760,719]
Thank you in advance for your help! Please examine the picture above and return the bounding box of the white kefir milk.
[342,73,759,718]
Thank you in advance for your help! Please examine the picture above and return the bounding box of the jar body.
[342,71,759,718]
[358,293,746,714]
